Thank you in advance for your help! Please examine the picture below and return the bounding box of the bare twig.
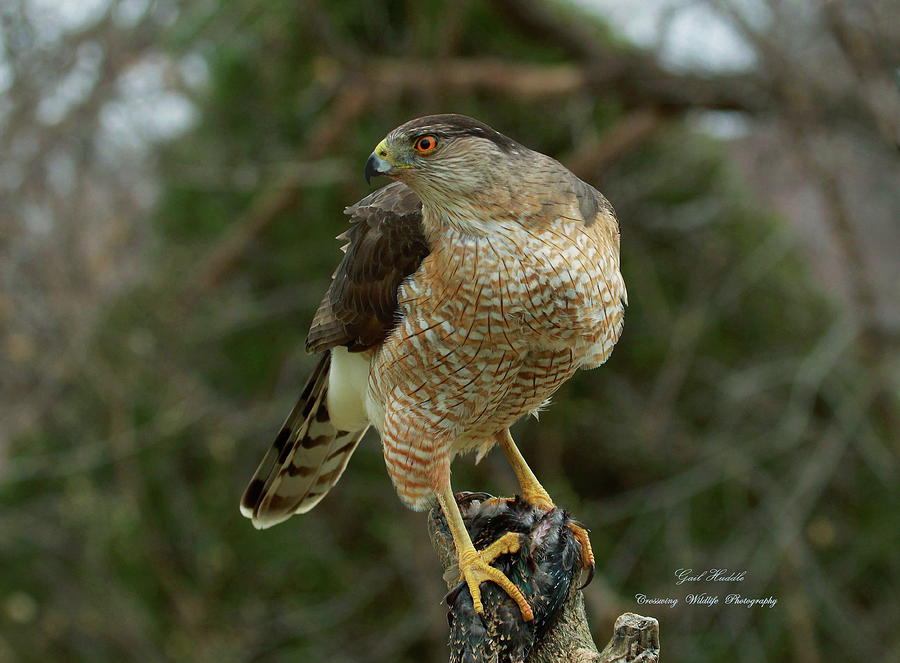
[368,58,587,99]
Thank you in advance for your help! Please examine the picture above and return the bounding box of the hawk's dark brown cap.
[391,114,521,154]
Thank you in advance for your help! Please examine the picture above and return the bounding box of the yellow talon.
[476,531,522,565]
[566,522,596,586]
[458,545,534,621]
[495,429,596,584]
[437,484,534,623]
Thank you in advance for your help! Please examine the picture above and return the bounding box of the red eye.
[414,135,438,154]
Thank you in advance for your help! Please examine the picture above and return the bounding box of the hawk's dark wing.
[306,181,430,353]
[240,182,428,528]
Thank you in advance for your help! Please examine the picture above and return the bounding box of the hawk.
[240,114,626,622]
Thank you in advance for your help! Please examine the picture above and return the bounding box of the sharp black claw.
[578,564,595,590]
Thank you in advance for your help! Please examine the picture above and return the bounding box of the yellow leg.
[436,480,534,622]
[496,429,554,510]
[495,429,595,577]
[566,522,596,574]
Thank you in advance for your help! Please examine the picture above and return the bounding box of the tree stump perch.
[428,492,660,662]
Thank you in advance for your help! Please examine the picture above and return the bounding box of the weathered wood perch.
[428,493,660,662]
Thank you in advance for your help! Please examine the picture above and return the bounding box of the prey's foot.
[458,543,534,622]
[566,522,596,588]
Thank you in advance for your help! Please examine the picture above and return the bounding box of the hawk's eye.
[414,135,438,154]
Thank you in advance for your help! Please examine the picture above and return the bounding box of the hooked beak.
[364,152,392,185]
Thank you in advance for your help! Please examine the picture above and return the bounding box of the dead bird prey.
[429,493,588,663]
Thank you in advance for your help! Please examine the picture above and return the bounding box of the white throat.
[421,199,496,237]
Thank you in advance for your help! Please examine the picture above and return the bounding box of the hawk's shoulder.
[306,181,430,353]
[569,173,616,227]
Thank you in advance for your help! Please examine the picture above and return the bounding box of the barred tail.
[239,352,368,529]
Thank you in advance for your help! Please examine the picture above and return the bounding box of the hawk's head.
[365,114,525,202]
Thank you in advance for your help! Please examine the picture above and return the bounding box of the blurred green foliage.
[2,1,896,662]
